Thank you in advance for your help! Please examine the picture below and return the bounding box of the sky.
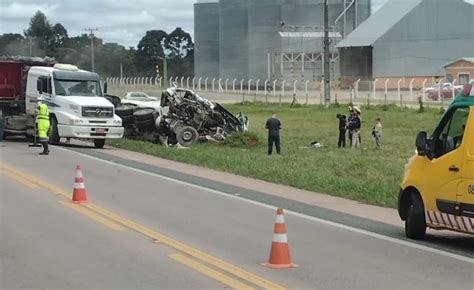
[0,0,472,48]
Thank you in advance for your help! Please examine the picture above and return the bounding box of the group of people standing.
[337,106,382,149]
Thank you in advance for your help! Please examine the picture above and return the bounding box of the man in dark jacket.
[336,113,346,147]
[265,112,281,155]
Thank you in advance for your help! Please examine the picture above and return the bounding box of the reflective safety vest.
[37,103,50,121]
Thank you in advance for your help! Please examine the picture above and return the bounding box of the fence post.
[305,80,309,105]
[180,76,184,88]
[273,80,277,98]
[373,79,378,100]
[355,78,361,99]
[198,77,202,91]
[205,77,209,91]
[452,79,457,99]
[280,80,286,106]
[169,76,173,87]
[212,78,215,91]
[409,79,415,101]
[384,79,389,101]
[225,79,229,93]
[255,79,260,103]
[438,79,443,103]
[264,80,269,104]
[186,77,190,89]
[218,78,222,92]
[192,77,195,90]
[174,76,179,85]
[233,79,236,93]
[248,79,252,95]
[398,78,402,105]
[240,79,244,98]
[321,77,324,105]
[422,79,427,102]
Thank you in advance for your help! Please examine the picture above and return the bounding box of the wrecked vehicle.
[114,87,249,147]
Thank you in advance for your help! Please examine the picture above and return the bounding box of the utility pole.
[84,27,98,71]
[323,0,332,108]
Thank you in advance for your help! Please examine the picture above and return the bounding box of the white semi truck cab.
[2,60,123,148]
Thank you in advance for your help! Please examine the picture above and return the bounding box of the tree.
[24,11,53,52]
[50,23,68,48]
[0,33,28,55]
[165,28,193,58]
[164,28,194,77]
[135,30,168,75]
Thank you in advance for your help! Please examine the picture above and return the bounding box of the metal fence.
[106,75,462,107]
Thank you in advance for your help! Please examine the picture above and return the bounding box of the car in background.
[121,92,161,110]
[425,83,462,101]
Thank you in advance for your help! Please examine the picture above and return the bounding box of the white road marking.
[56,146,474,264]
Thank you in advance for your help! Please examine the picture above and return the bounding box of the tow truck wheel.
[176,126,198,147]
[93,139,105,149]
[405,194,426,240]
[49,117,60,145]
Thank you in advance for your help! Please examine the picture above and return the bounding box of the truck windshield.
[54,79,102,97]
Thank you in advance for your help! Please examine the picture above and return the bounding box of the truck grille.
[82,107,114,118]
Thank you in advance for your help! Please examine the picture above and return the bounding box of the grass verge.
[109,102,442,208]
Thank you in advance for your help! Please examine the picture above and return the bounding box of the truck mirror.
[104,82,108,94]
[37,79,43,93]
[46,77,52,94]
[416,131,428,156]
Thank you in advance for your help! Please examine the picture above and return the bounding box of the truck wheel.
[405,194,426,240]
[94,139,106,148]
[176,126,198,147]
[49,117,60,145]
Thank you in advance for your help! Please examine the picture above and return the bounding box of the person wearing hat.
[265,112,282,155]
[353,106,362,144]
[348,108,361,148]
[346,106,354,145]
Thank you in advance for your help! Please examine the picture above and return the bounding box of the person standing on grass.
[348,109,361,148]
[347,106,354,145]
[265,112,281,155]
[373,117,382,149]
[336,113,347,147]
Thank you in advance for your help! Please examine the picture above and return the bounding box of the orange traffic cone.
[72,164,88,204]
[262,208,298,269]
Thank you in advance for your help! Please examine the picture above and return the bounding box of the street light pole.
[323,0,332,108]
[85,27,98,72]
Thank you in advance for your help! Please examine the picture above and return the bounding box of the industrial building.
[336,0,474,88]
[194,0,371,84]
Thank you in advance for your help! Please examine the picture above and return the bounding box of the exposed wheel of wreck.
[116,104,136,117]
[176,126,199,147]
[135,118,155,131]
[133,108,156,121]
[120,114,134,126]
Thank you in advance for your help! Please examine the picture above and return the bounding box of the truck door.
[423,106,469,229]
[458,106,474,233]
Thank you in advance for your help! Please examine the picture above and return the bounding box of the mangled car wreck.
[114,88,249,147]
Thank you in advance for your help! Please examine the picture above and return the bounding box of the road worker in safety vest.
[36,101,50,155]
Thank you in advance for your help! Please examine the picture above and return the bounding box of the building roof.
[336,0,423,48]
[444,57,474,67]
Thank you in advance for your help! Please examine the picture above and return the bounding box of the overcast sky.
[0,0,472,48]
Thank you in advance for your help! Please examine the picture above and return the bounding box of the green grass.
[108,102,442,208]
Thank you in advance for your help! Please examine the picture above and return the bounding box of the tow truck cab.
[399,84,474,239]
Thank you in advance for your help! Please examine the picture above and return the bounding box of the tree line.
[0,11,194,78]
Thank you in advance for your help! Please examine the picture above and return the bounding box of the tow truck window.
[54,79,102,97]
[433,107,469,158]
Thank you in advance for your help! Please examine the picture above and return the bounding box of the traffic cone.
[72,164,88,204]
[262,208,298,269]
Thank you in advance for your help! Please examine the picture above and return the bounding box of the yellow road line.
[59,201,125,231]
[169,254,254,290]
[0,161,286,290]
[1,169,40,189]
[84,203,286,290]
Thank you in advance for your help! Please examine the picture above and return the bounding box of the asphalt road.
[1,140,473,289]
